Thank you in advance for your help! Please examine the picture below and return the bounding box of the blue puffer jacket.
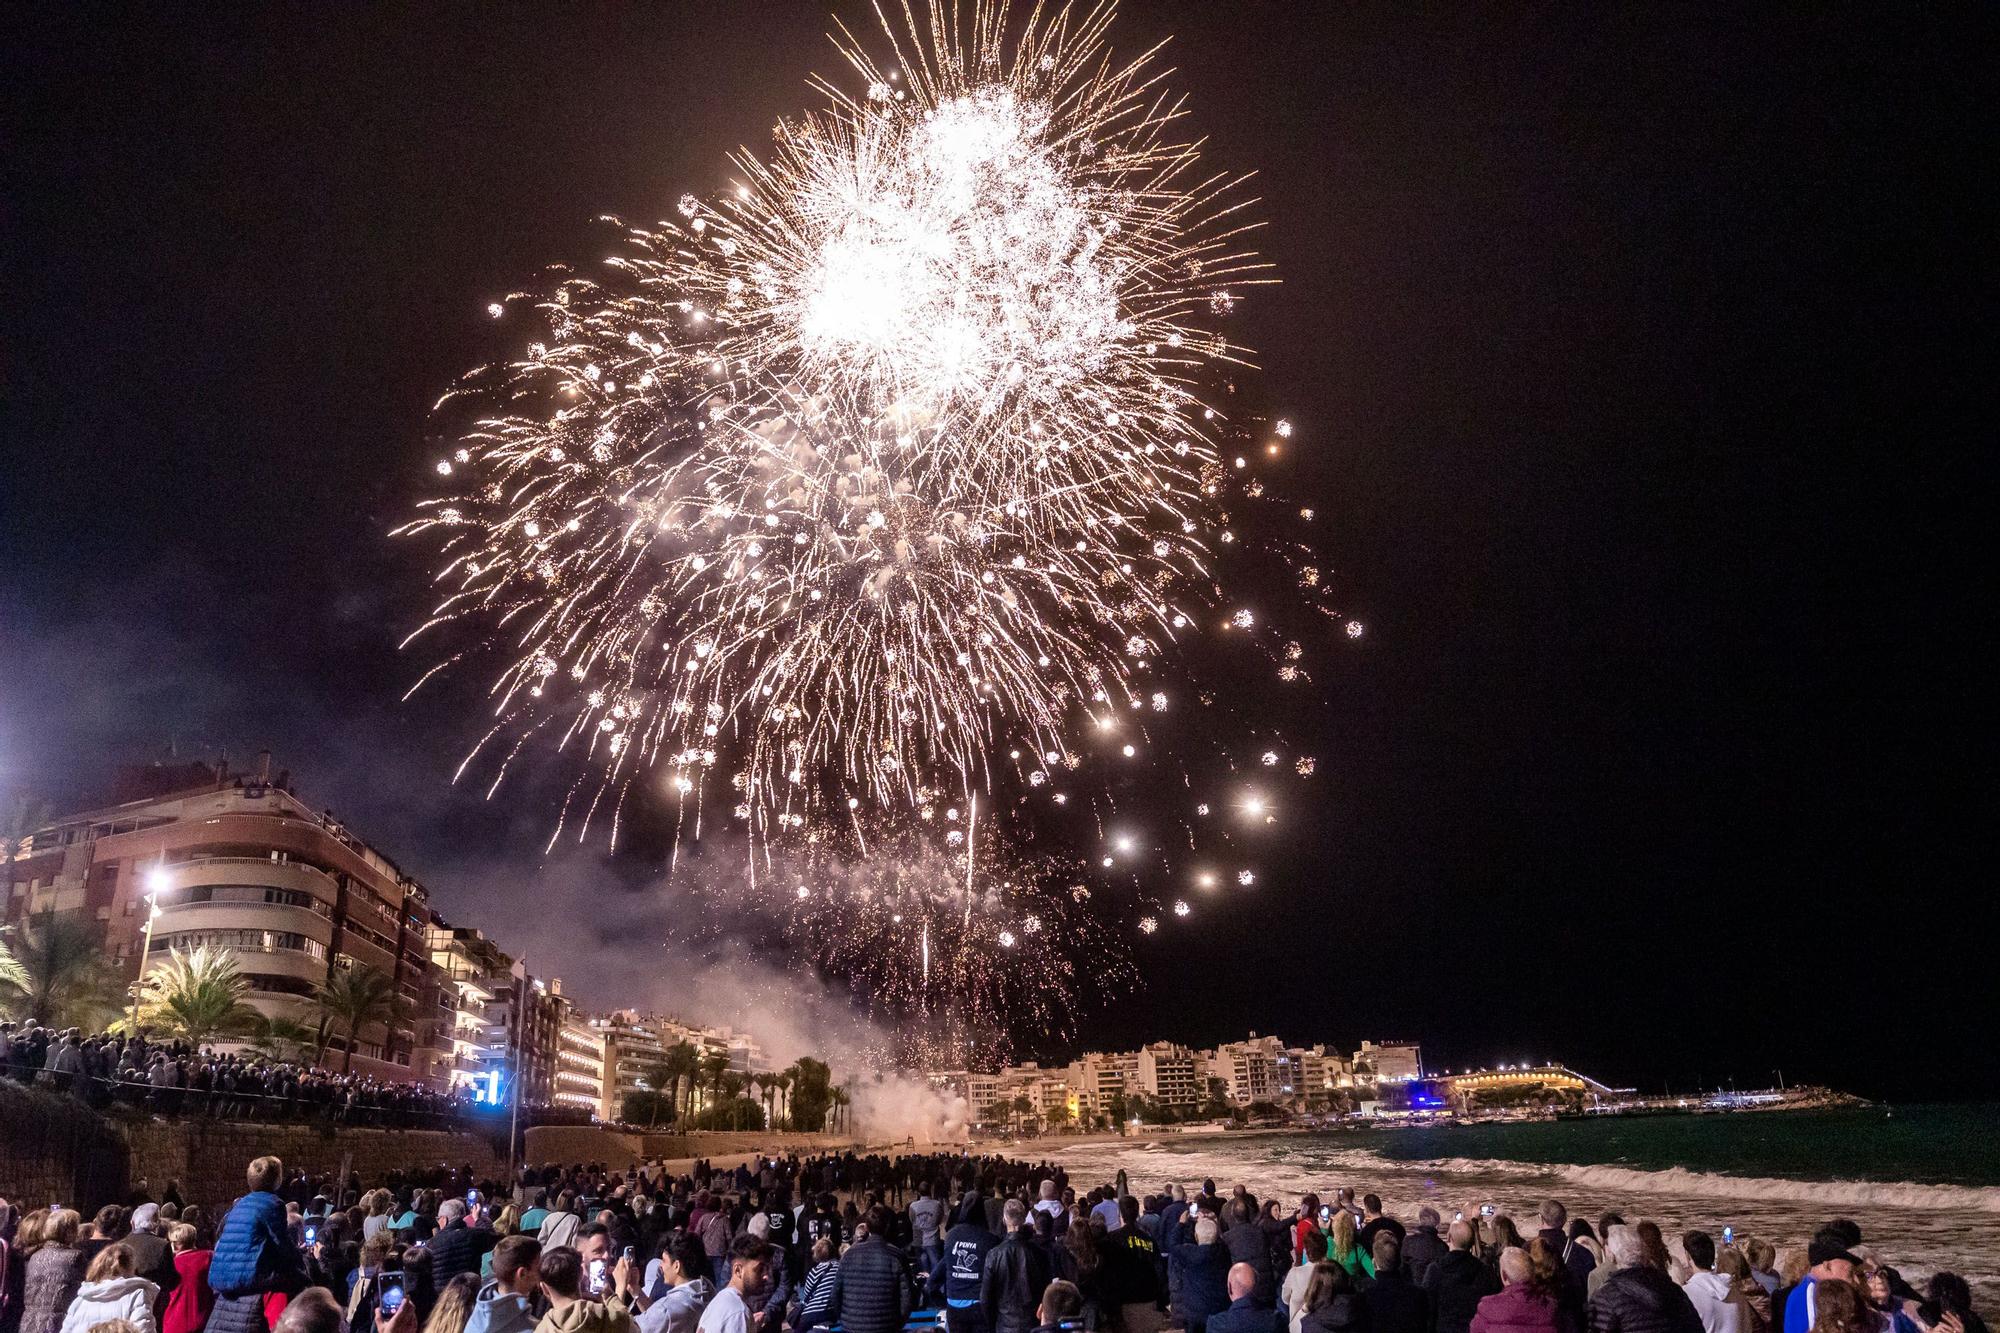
[208,1193,305,1297]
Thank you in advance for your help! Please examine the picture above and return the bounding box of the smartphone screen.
[379,1283,406,1314]
[304,1226,318,1245]
[1722,1227,1734,1245]
[1480,1205,1495,1218]
[588,1259,608,1294]
[622,1246,635,1264]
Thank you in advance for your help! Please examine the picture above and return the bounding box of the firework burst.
[400,0,1284,848]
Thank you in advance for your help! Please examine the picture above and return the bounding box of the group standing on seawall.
[1,1149,1987,1333]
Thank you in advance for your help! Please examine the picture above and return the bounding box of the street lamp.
[130,862,172,1031]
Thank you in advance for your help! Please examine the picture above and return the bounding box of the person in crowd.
[208,1155,309,1333]
[1680,1233,1742,1333]
[1295,1262,1364,1333]
[1469,1248,1562,1333]
[270,1288,346,1333]
[466,1238,542,1333]
[1488,1221,1529,1274]
[20,1209,88,1333]
[1587,1226,1700,1333]
[427,1202,499,1288]
[1102,1196,1165,1333]
[1220,1203,1276,1309]
[1779,1233,1859,1333]
[1035,1279,1084,1333]
[79,1209,129,1269]
[3,1203,39,1333]
[1861,1272,1916,1333]
[1210,1264,1287,1333]
[695,1238,769,1333]
[910,1185,948,1277]
[1633,1229,1677,1286]
[1282,1233,1332,1333]
[1361,1235,1427,1333]
[535,1247,633,1333]
[930,1195,999,1333]
[426,1274,482,1333]
[1170,1217,1231,1333]
[1740,1245,1779,1301]
[1536,1206,1593,1294]
[1358,1199,1403,1261]
[58,1244,157,1333]
[830,1207,908,1333]
[1326,1215,1374,1288]
[1428,1220,1501,1333]
[538,1199,582,1256]
[119,1207,173,1303]
[789,1238,836,1333]
[1712,1252,1768,1333]
[1402,1211,1445,1287]
[1802,1281,1865,1333]
[983,1199,1054,1333]
[159,1226,212,1333]
[1916,1274,1985,1333]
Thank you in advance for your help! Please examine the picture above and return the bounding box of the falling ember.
[1173,899,1191,917]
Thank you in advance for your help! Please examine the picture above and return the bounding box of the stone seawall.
[0,1083,858,1210]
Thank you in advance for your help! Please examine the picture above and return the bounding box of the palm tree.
[314,962,399,1073]
[663,1041,701,1121]
[0,933,27,997]
[639,1058,677,1128]
[775,1069,793,1130]
[700,1049,730,1119]
[246,1014,318,1064]
[3,914,118,1028]
[128,946,263,1044]
[831,1085,853,1135]
[722,1071,747,1129]
[1045,1099,1072,1135]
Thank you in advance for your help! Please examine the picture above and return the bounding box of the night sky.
[2,4,1987,1100]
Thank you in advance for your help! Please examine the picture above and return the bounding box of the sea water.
[1049,1104,2000,1303]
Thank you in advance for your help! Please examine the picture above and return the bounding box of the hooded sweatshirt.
[1682,1273,1743,1333]
[465,1279,539,1333]
[537,1297,635,1333]
[59,1276,160,1333]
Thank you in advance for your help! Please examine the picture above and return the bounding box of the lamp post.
[130,861,172,1032]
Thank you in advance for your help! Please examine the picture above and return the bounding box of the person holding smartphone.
[426,1200,500,1287]
[535,1247,636,1333]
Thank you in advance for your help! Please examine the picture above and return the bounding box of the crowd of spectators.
[1,1148,1987,1333]
[0,1023,590,1130]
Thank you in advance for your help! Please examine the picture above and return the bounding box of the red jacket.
[161,1250,214,1333]
[1472,1284,1567,1333]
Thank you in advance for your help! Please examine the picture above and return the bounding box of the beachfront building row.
[1,757,772,1114]
[934,1035,1425,1131]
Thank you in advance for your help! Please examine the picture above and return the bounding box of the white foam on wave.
[1052,1138,2000,1215]
[1424,1157,2000,1215]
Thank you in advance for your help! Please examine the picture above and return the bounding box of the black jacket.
[1301,1295,1371,1333]
[1170,1243,1231,1325]
[1222,1225,1276,1306]
[424,1222,498,1285]
[1100,1228,1162,1308]
[1210,1296,1287,1333]
[1363,1271,1429,1333]
[980,1234,1053,1333]
[832,1236,912,1333]
[1427,1251,1501,1333]
[1586,1268,1701,1333]
[1401,1229,1446,1286]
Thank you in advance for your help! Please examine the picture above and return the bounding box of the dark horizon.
[2,3,1987,1103]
